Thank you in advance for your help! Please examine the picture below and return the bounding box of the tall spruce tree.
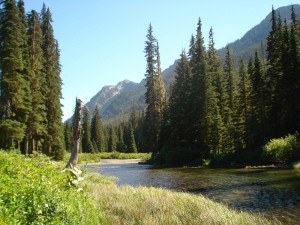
[189,18,209,157]
[91,105,105,152]
[107,125,117,152]
[249,51,267,149]
[286,5,300,133]
[169,50,192,148]
[0,0,30,149]
[236,60,251,151]
[207,28,224,155]
[27,10,47,154]
[81,106,93,153]
[223,46,238,153]
[41,5,64,159]
[144,24,166,153]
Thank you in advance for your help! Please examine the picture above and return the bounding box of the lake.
[86,161,300,224]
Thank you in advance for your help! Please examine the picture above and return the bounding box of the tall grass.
[64,152,151,164]
[83,173,279,225]
[0,151,105,224]
[1,151,279,224]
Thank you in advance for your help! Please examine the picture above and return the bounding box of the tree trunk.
[66,98,82,168]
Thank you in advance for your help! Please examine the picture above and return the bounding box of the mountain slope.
[68,4,299,124]
[218,4,300,61]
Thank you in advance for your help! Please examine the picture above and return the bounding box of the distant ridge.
[66,4,300,124]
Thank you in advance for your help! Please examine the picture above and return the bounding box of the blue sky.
[25,0,296,121]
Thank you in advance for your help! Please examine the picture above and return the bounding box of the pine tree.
[41,5,64,159]
[249,51,267,148]
[144,24,166,153]
[64,122,72,152]
[116,123,126,152]
[107,125,117,152]
[81,106,93,153]
[207,28,224,155]
[265,8,284,138]
[189,18,209,157]
[285,5,300,133]
[223,46,238,153]
[27,10,47,153]
[168,50,192,149]
[0,0,30,149]
[126,123,137,153]
[236,60,251,151]
[91,105,105,152]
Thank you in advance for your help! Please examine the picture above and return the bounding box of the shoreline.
[81,158,143,166]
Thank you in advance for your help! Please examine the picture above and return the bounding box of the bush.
[262,133,300,163]
[0,151,103,224]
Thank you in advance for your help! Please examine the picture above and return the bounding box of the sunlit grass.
[64,152,151,164]
[82,172,279,225]
[1,151,280,224]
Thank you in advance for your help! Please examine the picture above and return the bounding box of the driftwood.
[66,98,82,168]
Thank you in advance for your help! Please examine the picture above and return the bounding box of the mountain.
[68,4,299,124]
[218,4,300,61]
[82,80,145,124]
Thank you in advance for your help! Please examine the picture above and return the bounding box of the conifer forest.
[0,1,299,167]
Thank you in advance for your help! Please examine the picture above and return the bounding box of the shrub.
[0,151,103,224]
[262,133,300,163]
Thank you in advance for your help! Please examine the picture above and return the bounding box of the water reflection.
[87,163,300,224]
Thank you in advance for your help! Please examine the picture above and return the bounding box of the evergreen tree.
[189,18,209,157]
[81,106,93,153]
[223,46,238,153]
[144,24,166,153]
[249,51,267,148]
[107,125,117,152]
[91,105,105,152]
[116,123,126,152]
[126,123,137,153]
[27,10,47,153]
[265,7,284,138]
[207,28,224,155]
[168,50,192,149]
[285,5,300,133]
[236,60,251,151]
[0,0,30,149]
[41,5,64,159]
[64,122,72,152]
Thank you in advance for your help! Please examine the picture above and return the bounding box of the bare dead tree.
[66,98,82,168]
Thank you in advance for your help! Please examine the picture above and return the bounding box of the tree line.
[64,104,148,154]
[0,0,64,159]
[65,6,299,166]
[154,6,300,165]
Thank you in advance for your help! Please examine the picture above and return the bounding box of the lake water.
[87,162,300,224]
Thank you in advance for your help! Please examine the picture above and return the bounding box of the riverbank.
[0,151,279,224]
[84,158,143,165]
[83,172,279,225]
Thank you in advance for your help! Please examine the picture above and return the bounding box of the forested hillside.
[79,5,300,125]
[73,5,300,166]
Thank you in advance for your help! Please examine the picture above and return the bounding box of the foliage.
[91,105,105,152]
[64,152,152,164]
[0,151,103,224]
[262,133,300,163]
[293,161,300,170]
[144,24,167,153]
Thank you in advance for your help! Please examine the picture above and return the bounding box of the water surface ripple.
[87,163,300,224]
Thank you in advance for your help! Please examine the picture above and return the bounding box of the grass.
[64,152,152,164]
[1,151,279,225]
[0,151,105,224]
[82,172,279,225]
